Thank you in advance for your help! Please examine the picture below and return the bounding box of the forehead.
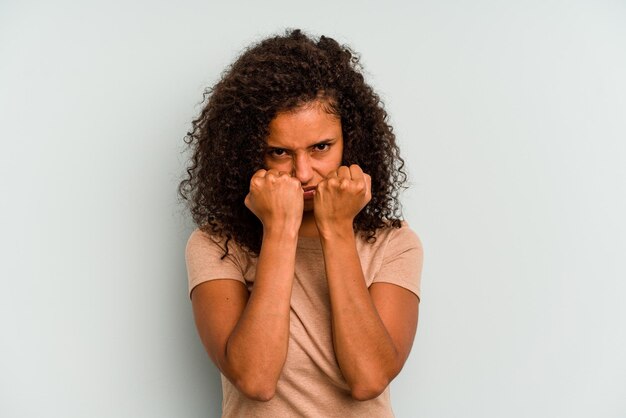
[267,102,342,149]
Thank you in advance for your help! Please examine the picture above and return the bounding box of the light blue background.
[1,0,625,417]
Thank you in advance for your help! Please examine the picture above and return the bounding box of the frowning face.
[264,100,343,211]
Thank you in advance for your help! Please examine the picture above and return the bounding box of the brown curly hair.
[178,29,407,257]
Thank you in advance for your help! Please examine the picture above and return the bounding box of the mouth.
[302,186,317,199]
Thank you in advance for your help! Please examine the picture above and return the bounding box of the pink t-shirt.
[186,221,423,417]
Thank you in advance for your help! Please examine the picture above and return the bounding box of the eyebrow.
[266,138,337,149]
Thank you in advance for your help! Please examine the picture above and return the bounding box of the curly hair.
[178,29,407,258]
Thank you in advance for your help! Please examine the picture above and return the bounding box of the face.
[264,100,344,211]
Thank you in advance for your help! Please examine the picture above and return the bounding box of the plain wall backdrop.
[1,0,625,417]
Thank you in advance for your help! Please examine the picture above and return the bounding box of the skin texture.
[191,101,421,401]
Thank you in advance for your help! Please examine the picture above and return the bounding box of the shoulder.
[185,227,251,298]
[362,220,423,253]
[355,220,424,276]
[186,227,221,252]
[391,221,423,251]
[185,227,249,265]
[186,228,221,260]
[366,221,424,300]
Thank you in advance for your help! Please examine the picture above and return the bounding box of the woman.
[179,29,424,417]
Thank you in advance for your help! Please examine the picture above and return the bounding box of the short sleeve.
[372,223,424,301]
[184,229,247,299]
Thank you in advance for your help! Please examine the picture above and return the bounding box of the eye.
[313,143,330,152]
[268,148,288,157]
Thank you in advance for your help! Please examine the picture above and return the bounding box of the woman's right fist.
[244,169,304,231]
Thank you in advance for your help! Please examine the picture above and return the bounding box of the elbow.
[348,363,402,401]
[218,350,282,401]
[234,377,277,402]
[349,378,390,401]
[218,357,279,401]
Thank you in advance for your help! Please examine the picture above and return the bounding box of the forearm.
[224,227,297,398]
[320,224,401,400]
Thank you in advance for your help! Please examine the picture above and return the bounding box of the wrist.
[317,221,354,242]
[263,223,300,242]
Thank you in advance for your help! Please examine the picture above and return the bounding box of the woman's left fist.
[313,164,372,230]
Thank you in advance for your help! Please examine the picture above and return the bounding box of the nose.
[292,152,313,185]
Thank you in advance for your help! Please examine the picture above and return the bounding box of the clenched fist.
[313,164,372,234]
[245,169,304,232]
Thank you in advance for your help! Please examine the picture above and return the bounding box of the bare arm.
[319,225,420,401]
[190,169,303,401]
[314,164,422,400]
